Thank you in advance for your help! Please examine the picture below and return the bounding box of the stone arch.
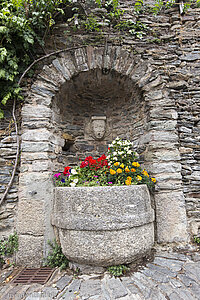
[16,46,188,266]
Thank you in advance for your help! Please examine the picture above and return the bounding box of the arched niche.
[51,68,147,169]
[16,46,188,267]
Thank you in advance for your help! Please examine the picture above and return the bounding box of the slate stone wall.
[0,102,19,237]
[0,1,199,254]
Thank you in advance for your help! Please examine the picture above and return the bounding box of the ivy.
[0,0,199,118]
[0,0,71,118]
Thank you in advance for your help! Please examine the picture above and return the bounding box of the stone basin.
[51,185,155,266]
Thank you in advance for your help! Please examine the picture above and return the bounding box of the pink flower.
[54,173,61,178]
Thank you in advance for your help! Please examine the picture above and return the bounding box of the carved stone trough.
[51,185,155,267]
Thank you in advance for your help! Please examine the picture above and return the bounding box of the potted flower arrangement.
[53,137,156,189]
[51,138,156,267]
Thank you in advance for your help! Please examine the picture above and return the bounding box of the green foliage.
[115,20,148,39]
[107,264,130,277]
[0,232,19,266]
[194,235,200,244]
[134,0,144,14]
[84,15,101,32]
[0,0,71,118]
[45,240,69,270]
[1,0,199,119]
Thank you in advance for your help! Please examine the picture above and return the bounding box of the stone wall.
[0,1,200,264]
[52,68,146,169]
[0,102,19,238]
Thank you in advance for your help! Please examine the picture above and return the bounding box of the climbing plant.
[0,0,72,118]
[0,0,199,118]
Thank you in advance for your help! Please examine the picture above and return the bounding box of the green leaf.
[0,108,4,119]
[0,48,7,63]
[2,92,12,105]
[0,69,6,79]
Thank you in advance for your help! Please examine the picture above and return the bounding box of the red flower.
[80,161,88,168]
[63,166,71,175]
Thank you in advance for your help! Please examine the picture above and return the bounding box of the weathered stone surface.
[155,191,188,243]
[16,200,44,235]
[106,277,128,299]
[52,185,154,266]
[16,235,44,267]
[59,222,154,266]
[1,3,200,262]
[52,185,154,230]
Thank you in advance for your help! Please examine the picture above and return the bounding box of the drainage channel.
[11,267,54,284]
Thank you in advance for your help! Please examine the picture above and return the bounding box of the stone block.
[52,59,71,80]
[21,141,54,152]
[52,185,154,266]
[22,105,52,120]
[16,200,44,235]
[16,235,44,267]
[155,191,188,243]
[19,172,54,202]
[22,129,52,141]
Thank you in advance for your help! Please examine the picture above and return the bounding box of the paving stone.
[168,291,184,300]
[101,280,112,300]
[40,287,58,298]
[57,279,81,300]
[141,267,170,283]
[174,288,197,300]
[146,263,176,277]
[191,253,200,262]
[132,272,166,300]
[189,281,200,298]
[121,277,143,296]
[106,277,128,299]
[153,257,184,272]
[169,278,183,288]
[157,283,174,297]
[183,262,200,282]
[55,275,72,290]
[1,285,24,300]
[177,273,197,287]
[79,279,102,299]
[155,252,188,261]
[1,251,200,300]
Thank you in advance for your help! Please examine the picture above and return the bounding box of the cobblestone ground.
[0,251,200,300]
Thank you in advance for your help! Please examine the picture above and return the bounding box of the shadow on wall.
[52,68,149,168]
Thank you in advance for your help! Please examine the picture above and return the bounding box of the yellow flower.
[114,162,120,167]
[151,177,156,183]
[137,175,142,181]
[120,163,124,168]
[125,166,130,172]
[110,169,116,175]
[132,162,140,167]
[142,170,149,177]
[127,176,132,181]
[117,168,122,174]
[131,168,136,172]
[125,179,131,185]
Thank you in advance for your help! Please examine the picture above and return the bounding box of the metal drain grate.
[12,268,54,284]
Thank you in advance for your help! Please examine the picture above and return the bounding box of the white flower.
[70,182,76,187]
[71,169,77,175]
[114,157,117,160]
[127,150,132,154]
[73,178,78,184]
[113,151,117,156]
